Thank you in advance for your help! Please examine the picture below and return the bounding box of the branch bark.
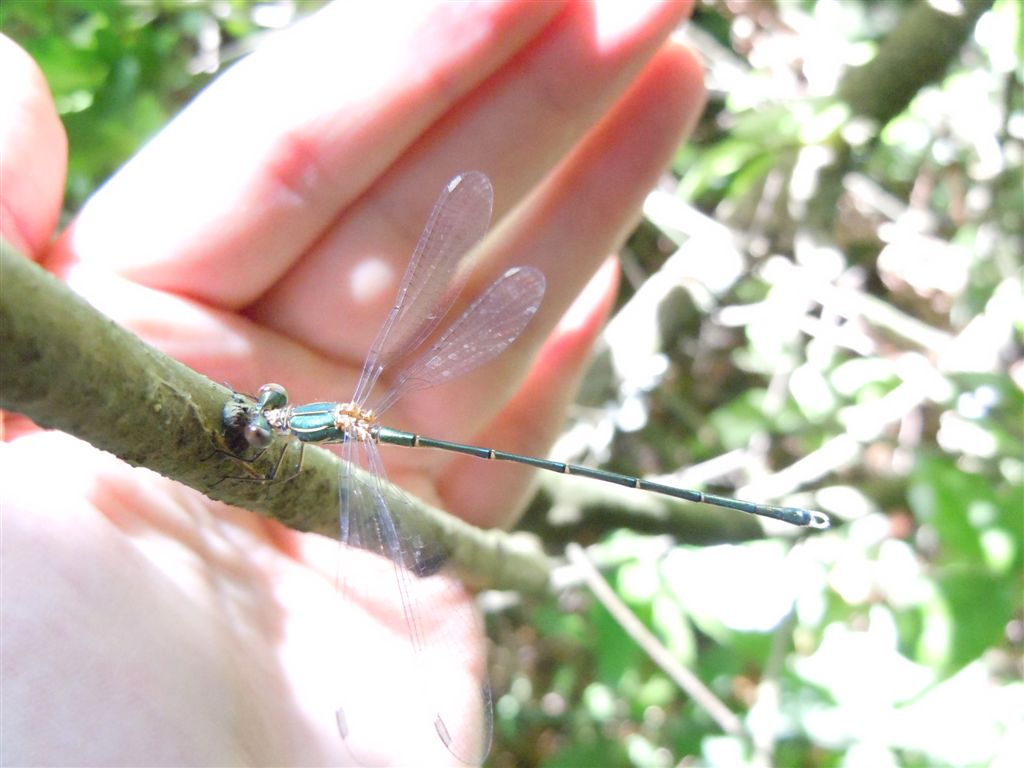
[1,241,777,595]
[0,241,549,594]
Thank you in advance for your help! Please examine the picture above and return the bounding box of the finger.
[57,268,348,394]
[423,42,705,527]
[0,35,68,441]
[50,0,565,303]
[391,42,704,440]
[0,35,67,258]
[47,0,691,402]
[251,0,693,365]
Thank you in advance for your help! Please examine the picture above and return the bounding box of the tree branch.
[1,237,782,597]
[838,0,993,126]
[0,241,549,594]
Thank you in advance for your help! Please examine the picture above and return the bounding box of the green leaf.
[934,565,1016,670]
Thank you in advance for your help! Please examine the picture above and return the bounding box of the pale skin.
[0,1,705,764]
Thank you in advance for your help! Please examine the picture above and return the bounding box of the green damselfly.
[235,171,829,765]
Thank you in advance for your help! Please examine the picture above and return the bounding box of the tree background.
[2,1,1021,766]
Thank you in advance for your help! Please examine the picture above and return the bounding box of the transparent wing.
[374,266,546,415]
[353,172,494,406]
[334,440,492,766]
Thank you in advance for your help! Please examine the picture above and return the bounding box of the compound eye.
[257,383,288,411]
[244,420,273,449]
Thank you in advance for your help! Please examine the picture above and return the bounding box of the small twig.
[750,607,797,768]
[548,535,677,592]
[564,542,747,739]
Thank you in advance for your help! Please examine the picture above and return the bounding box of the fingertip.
[660,34,707,140]
[0,35,67,258]
[591,0,695,52]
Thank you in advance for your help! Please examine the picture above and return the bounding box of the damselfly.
[236,172,829,765]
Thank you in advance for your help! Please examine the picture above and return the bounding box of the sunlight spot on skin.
[593,0,666,50]
[350,257,396,306]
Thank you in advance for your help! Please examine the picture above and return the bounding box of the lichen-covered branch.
[1,238,776,596]
[0,241,550,594]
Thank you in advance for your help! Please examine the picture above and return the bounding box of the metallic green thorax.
[262,397,379,446]
[282,402,346,443]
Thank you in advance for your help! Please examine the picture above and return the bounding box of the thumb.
[0,34,67,258]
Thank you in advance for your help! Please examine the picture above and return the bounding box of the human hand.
[1,1,704,763]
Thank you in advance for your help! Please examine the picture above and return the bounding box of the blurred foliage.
[0,0,325,211]
[498,1,1022,766]
[3,1,1021,767]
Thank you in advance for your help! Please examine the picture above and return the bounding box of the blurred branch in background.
[838,0,993,124]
